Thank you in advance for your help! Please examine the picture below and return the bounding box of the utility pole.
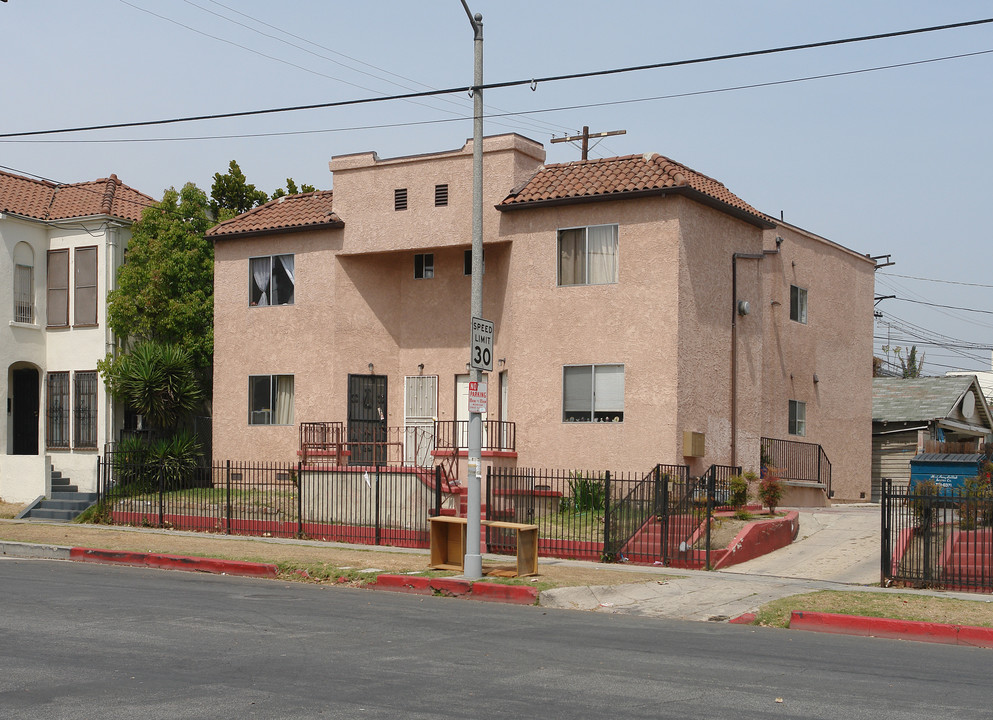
[461,0,484,580]
[550,126,626,160]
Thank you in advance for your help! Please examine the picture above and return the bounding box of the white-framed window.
[563,364,624,423]
[557,224,618,286]
[249,375,294,426]
[790,285,807,324]
[250,254,294,306]
[74,246,98,326]
[789,399,806,436]
[47,248,69,327]
[414,253,434,279]
[13,242,34,324]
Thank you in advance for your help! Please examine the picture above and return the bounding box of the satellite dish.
[962,389,976,420]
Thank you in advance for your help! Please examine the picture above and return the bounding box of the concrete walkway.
[540,504,986,621]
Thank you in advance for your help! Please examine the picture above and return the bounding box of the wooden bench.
[427,516,539,577]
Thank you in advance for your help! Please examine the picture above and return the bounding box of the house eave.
[210,220,345,241]
[496,186,774,229]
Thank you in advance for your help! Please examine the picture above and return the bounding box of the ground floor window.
[249,375,294,425]
[46,372,70,449]
[563,364,624,422]
[789,399,806,436]
[74,371,98,448]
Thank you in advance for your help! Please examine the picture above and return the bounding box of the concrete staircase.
[20,470,98,522]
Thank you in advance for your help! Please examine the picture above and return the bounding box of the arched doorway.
[10,367,39,455]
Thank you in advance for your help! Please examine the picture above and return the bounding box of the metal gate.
[347,374,387,465]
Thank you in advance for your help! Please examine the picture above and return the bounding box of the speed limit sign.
[470,316,494,371]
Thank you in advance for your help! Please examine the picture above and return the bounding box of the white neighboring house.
[1,170,156,503]
[947,352,993,406]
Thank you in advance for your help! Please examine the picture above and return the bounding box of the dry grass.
[0,500,27,519]
[754,590,993,629]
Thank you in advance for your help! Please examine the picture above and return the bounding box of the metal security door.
[348,374,387,465]
[404,376,438,466]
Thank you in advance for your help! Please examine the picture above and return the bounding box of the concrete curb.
[790,611,993,648]
[1,540,71,560]
[370,574,539,605]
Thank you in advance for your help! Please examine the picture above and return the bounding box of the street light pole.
[461,0,484,579]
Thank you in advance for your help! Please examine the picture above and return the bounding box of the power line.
[878,272,993,288]
[2,16,991,139]
[2,47,989,146]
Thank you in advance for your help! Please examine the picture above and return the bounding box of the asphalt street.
[1,556,991,720]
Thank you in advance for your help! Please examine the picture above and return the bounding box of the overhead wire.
[3,17,992,139]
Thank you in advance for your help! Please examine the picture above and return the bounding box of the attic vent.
[394,188,408,211]
[435,183,449,207]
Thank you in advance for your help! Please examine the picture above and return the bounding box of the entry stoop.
[19,470,98,522]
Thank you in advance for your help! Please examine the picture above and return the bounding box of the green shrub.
[560,471,605,514]
[909,479,939,527]
[147,430,203,490]
[728,474,749,509]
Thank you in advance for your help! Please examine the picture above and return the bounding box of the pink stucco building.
[209,134,875,502]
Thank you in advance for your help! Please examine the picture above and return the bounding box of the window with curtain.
[13,242,34,324]
[250,254,294,306]
[562,364,624,422]
[74,246,98,326]
[789,399,806,436]
[557,224,618,286]
[249,375,294,425]
[74,371,98,448]
[47,249,69,327]
[46,372,70,448]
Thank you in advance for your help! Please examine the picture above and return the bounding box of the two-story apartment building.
[209,134,875,501]
[1,170,156,502]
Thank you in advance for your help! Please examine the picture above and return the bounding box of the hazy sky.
[3,1,991,374]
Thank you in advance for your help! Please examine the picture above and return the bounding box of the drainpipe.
[730,252,764,468]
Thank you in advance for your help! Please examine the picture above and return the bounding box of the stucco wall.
[760,223,875,500]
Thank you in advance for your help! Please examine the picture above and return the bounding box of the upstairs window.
[463,249,485,276]
[558,224,618,286]
[74,246,98,326]
[789,399,806,436]
[790,285,808,324]
[563,364,625,423]
[394,188,408,211]
[47,249,69,327]
[250,254,294,306]
[249,375,294,425]
[435,184,449,207]
[13,242,33,324]
[414,253,434,279]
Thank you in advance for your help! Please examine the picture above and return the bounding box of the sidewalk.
[2,506,991,628]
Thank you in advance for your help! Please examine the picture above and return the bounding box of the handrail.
[433,420,516,452]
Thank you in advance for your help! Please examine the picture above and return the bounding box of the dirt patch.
[0,521,665,589]
[697,513,783,550]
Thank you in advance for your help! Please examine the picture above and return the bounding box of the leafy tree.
[271,178,317,199]
[106,183,214,374]
[210,160,268,221]
[894,345,926,378]
[100,342,202,433]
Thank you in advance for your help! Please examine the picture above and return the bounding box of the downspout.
[730,252,765,467]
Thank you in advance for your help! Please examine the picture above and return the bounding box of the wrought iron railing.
[761,436,832,498]
[433,420,516,452]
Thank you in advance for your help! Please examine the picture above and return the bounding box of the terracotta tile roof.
[208,190,342,238]
[0,170,155,222]
[497,153,769,225]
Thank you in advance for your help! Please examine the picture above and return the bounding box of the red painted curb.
[729,612,756,625]
[790,611,993,648]
[470,582,539,605]
[69,547,278,579]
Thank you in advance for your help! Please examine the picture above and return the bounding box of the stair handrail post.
[658,464,669,561]
[434,465,442,517]
[705,468,716,570]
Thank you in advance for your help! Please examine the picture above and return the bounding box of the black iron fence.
[486,464,737,566]
[97,453,446,548]
[881,478,993,593]
[761,436,832,498]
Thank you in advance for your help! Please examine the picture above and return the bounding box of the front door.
[347,374,387,465]
[12,368,39,455]
[404,376,438,466]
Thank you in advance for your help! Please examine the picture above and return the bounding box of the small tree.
[758,474,784,514]
[210,160,269,221]
[271,178,317,199]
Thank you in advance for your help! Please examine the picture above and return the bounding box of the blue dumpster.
[909,453,984,492]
